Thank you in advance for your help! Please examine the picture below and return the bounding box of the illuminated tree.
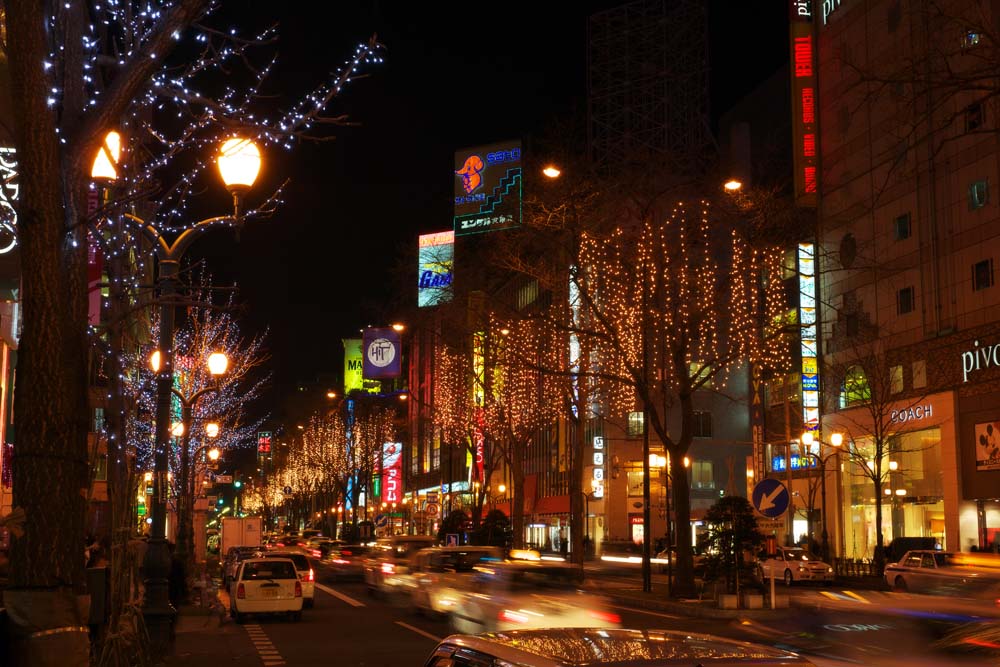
[1,2,380,659]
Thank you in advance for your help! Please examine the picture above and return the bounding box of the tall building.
[815,0,1000,556]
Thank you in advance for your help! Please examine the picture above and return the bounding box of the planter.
[768,594,790,609]
[718,593,739,609]
[742,593,763,609]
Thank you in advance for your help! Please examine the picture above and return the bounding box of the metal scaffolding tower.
[587,0,711,173]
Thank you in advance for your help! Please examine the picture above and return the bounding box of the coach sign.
[891,404,933,425]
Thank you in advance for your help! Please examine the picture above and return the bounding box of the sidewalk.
[585,578,797,620]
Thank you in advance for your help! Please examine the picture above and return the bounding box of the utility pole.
[784,393,794,547]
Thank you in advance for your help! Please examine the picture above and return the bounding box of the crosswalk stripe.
[841,590,871,604]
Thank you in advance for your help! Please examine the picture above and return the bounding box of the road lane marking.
[395,621,442,642]
[841,590,871,604]
[315,582,366,607]
[609,604,680,620]
[243,624,287,666]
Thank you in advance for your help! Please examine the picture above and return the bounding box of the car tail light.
[341,549,352,556]
[311,549,321,558]
[588,610,621,624]
[499,609,530,624]
[332,559,349,565]
[381,562,395,575]
[308,568,315,582]
[236,584,245,599]
[294,581,302,597]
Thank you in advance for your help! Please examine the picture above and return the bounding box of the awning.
[533,494,569,515]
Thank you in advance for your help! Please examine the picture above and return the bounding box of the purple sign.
[362,328,401,379]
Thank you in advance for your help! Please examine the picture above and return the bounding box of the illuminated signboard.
[344,338,378,394]
[454,140,522,236]
[418,231,455,307]
[789,3,817,206]
[798,243,820,431]
[471,332,486,482]
[257,431,272,453]
[772,454,819,472]
[382,442,403,503]
[362,327,402,380]
[0,148,18,255]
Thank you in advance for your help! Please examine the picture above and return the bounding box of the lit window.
[688,361,713,389]
[840,365,870,408]
[973,259,994,291]
[912,360,927,389]
[890,365,903,394]
[896,286,915,315]
[893,212,911,240]
[969,180,989,209]
[963,31,981,49]
[691,461,715,490]
[627,411,645,437]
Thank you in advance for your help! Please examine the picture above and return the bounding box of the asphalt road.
[210,561,1000,666]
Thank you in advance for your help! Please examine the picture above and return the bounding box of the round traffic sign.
[425,502,440,517]
[751,479,789,518]
[374,513,388,528]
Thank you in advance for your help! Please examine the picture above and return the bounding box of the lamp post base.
[141,537,177,656]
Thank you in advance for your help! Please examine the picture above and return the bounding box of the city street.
[168,560,1000,666]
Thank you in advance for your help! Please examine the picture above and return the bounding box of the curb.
[602,591,797,620]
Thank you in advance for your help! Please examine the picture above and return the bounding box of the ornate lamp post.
[92,132,261,650]
[801,430,843,560]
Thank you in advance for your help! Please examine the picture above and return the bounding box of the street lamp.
[723,179,743,192]
[542,165,562,179]
[94,131,261,648]
[801,430,843,560]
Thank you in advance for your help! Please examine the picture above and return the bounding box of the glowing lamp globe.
[149,350,162,373]
[830,432,844,447]
[171,422,185,437]
[217,138,261,192]
[207,352,229,376]
[542,165,561,179]
[801,431,814,446]
[206,423,220,439]
[207,447,221,461]
[91,130,122,181]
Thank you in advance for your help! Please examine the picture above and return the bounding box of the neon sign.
[799,243,819,431]
[454,140,522,236]
[789,5,818,207]
[0,148,19,255]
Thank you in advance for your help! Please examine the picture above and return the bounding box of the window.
[782,248,797,279]
[973,259,994,291]
[431,432,441,470]
[913,360,927,389]
[890,365,903,394]
[692,411,713,438]
[626,470,645,497]
[627,411,645,437]
[691,460,715,490]
[688,361,713,389]
[845,313,860,337]
[969,180,989,209]
[93,454,108,481]
[411,441,419,475]
[840,365,870,408]
[92,407,105,433]
[966,102,985,132]
[896,286,915,315]
[893,213,911,240]
[963,31,981,49]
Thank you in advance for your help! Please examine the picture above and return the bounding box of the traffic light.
[234,480,242,489]
[217,497,224,505]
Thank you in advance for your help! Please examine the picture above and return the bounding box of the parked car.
[222,546,262,586]
[362,535,436,598]
[323,544,372,581]
[757,547,833,586]
[884,550,1000,596]
[423,628,819,667]
[409,546,503,618]
[229,557,303,624]
[447,561,620,634]
[258,550,316,607]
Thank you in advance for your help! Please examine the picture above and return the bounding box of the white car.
[259,550,316,607]
[409,546,503,618]
[229,557,303,623]
[363,535,437,597]
[448,561,621,635]
[758,547,833,586]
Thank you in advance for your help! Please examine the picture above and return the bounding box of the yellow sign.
[802,357,817,375]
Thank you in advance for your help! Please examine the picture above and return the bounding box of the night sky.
[195,2,789,410]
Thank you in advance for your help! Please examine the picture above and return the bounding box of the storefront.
[824,391,958,559]
[957,390,1000,551]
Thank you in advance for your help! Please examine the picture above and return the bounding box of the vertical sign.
[362,327,402,380]
[344,338,365,393]
[789,2,818,206]
[418,231,455,307]
[592,436,605,498]
[471,332,485,482]
[750,364,766,483]
[454,141,522,236]
[798,243,820,433]
[382,442,403,503]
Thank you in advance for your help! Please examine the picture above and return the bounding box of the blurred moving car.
[409,546,503,618]
[448,561,620,634]
[363,535,436,598]
[323,544,372,581]
[258,550,316,607]
[222,546,262,586]
[229,557,303,624]
[653,548,706,576]
[758,547,833,586]
[306,538,343,560]
[884,550,1000,595]
[424,628,819,667]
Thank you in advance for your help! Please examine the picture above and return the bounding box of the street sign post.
[215,474,233,484]
[374,513,388,528]
[751,479,789,519]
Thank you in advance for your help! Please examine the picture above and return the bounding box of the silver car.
[448,561,620,635]
[409,546,503,618]
[424,628,819,667]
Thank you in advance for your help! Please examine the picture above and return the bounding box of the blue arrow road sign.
[374,513,388,528]
[752,479,789,518]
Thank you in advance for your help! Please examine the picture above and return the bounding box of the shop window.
[973,258,994,291]
[890,365,903,394]
[840,365,870,408]
[627,470,645,497]
[896,286,914,315]
[912,360,927,389]
[692,411,713,438]
[627,411,645,437]
[691,460,715,490]
[969,180,989,209]
[893,212,911,240]
[431,433,441,470]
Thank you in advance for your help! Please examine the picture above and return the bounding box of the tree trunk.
[669,452,695,597]
[175,405,193,601]
[5,3,91,664]
[510,460,526,549]
[874,479,885,572]
[569,415,585,566]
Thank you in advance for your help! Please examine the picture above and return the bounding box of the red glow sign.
[257,431,272,453]
[790,5,818,206]
[382,442,403,503]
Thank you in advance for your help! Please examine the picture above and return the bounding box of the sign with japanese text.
[789,4,818,206]
[382,442,403,503]
[454,140,522,236]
